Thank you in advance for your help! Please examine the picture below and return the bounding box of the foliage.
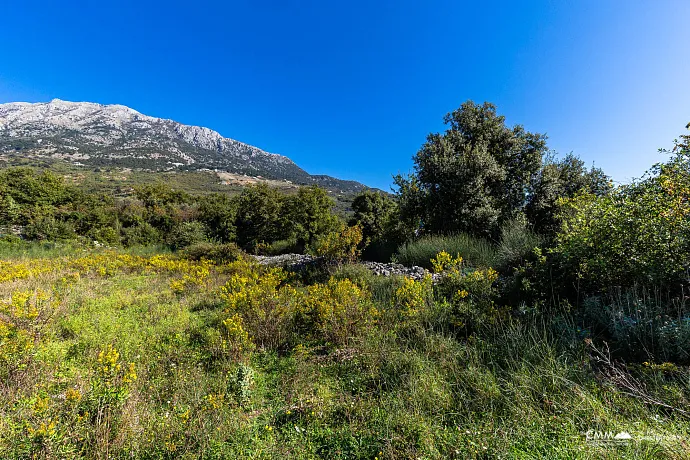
[395,101,547,238]
[234,183,286,251]
[134,182,191,209]
[349,190,400,261]
[0,246,688,458]
[22,215,77,241]
[429,251,504,334]
[282,185,341,250]
[195,193,238,243]
[582,289,690,363]
[166,221,208,250]
[555,149,690,294]
[496,217,543,269]
[394,233,497,269]
[181,242,243,264]
[526,153,612,238]
[313,225,363,264]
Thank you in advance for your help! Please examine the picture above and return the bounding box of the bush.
[120,222,161,247]
[582,290,690,363]
[312,225,363,264]
[166,221,208,250]
[554,150,690,294]
[255,238,300,256]
[302,277,377,346]
[181,242,242,264]
[430,251,505,335]
[331,263,375,289]
[22,216,77,241]
[394,233,497,269]
[496,218,543,269]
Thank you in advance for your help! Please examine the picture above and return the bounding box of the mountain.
[0,99,368,193]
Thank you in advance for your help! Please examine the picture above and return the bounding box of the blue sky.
[1,1,688,190]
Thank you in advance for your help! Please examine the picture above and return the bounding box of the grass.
[394,233,498,269]
[0,249,688,458]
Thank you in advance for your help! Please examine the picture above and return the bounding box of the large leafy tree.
[349,190,396,244]
[395,101,547,239]
[196,193,238,243]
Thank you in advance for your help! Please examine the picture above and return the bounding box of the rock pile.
[251,254,438,281]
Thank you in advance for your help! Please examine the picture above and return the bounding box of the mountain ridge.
[0,99,368,193]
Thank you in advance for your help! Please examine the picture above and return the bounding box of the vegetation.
[0,102,689,457]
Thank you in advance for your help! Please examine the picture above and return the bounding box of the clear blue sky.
[1,1,688,190]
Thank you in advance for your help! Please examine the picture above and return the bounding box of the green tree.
[134,183,191,209]
[526,153,611,238]
[555,135,690,293]
[395,101,547,239]
[196,193,238,243]
[234,184,284,251]
[282,185,341,251]
[349,190,400,260]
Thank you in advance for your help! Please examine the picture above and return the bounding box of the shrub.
[331,263,375,289]
[393,275,434,327]
[220,263,300,350]
[167,221,208,250]
[255,238,300,256]
[496,217,543,269]
[121,221,161,247]
[582,290,690,363]
[394,233,497,269]
[22,216,77,241]
[301,277,377,346]
[430,252,504,334]
[182,242,242,264]
[0,290,50,381]
[554,150,690,294]
[313,225,363,264]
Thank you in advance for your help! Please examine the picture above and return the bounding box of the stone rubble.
[251,254,439,281]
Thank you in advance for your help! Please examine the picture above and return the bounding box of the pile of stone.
[252,253,315,267]
[251,254,438,281]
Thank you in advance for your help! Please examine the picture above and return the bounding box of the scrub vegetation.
[1,102,689,458]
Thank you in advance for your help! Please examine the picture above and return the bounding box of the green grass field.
[0,247,688,459]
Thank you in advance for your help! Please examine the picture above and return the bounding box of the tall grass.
[496,219,543,268]
[394,233,498,268]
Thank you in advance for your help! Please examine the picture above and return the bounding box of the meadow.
[1,103,689,458]
[1,245,688,459]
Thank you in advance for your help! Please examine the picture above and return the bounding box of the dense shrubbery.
[0,170,347,257]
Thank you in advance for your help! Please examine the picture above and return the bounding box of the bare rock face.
[0,99,367,192]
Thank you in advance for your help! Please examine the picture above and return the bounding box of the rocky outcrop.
[0,99,368,192]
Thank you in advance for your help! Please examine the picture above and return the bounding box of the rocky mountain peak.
[0,100,367,192]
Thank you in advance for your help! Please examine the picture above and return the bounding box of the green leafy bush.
[120,221,161,247]
[555,150,690,294]
[312,225,363,264]
[430,252,505,334]
[181,242,242,264]
[166,221,208,250]
[22,216,77,241]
